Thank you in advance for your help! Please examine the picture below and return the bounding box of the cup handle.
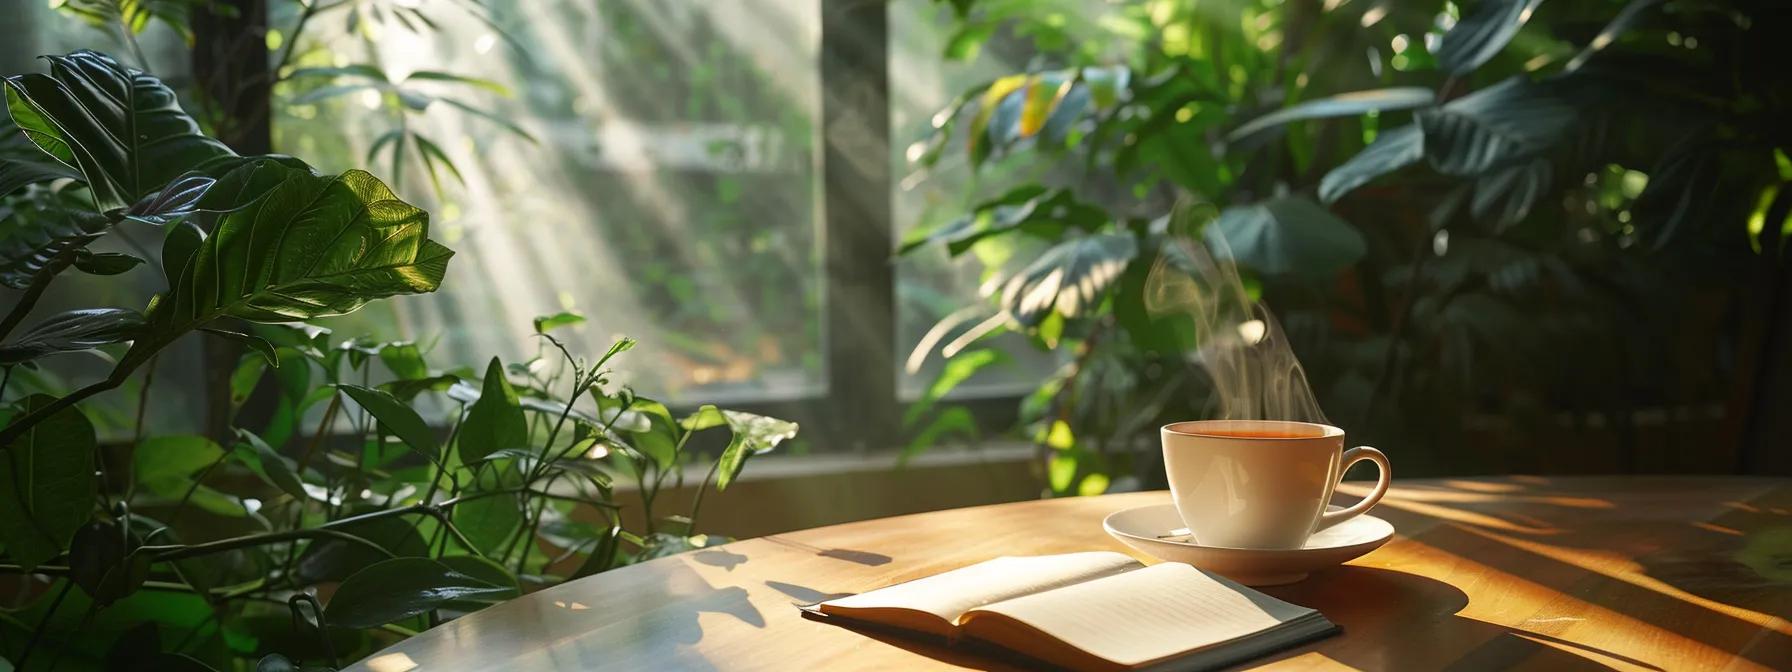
[1315,446,1392,532]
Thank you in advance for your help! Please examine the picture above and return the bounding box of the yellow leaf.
[1019,75,1073,138]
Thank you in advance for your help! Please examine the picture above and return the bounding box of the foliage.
[49,0,525,202]
[0,51,795,671]
[906,0,1790,489]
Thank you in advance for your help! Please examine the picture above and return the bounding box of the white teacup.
[1161,419,1391,550]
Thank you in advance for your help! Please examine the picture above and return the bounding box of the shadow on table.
[1259,567,1655,671]
[498,566,767,671]
[1410,520,1792,668]
[1353,477,1792,667]
[764,536,894,566]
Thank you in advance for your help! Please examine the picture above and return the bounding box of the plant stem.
[125,355,160,502]
[0,376,124,446]
[686,457,724,533]
[0,269,56,342]
[145,527,395,562]
[511,475,559,576]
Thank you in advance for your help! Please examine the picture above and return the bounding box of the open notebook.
[801,552,1335,671]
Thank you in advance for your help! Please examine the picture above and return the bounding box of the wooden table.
[348,477,1792,671]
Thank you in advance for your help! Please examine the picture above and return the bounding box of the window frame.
[194,0,1025,453]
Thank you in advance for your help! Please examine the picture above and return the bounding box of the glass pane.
[277,0,825,404]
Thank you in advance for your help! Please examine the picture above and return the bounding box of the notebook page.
[963,562,1317,668]
[819,552,1141,623]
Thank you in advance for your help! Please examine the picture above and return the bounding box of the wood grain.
[347,477,1792,671]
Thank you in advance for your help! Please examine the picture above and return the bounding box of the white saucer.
[1103,504,1394,586]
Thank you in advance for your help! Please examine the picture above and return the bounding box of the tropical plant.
[903,0,1789,489]
[0,51,794,671]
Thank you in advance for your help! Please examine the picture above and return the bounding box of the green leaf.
[1565,0,1660,71]
[435,98,537,143]
[0,395,96,569]
[0,308,143,365]
[1228,87,1435,142]
[1207,195,1366,280]
[1416,79,1574,177]
[403,70,511,97]
[1318,124,1424,203]
[159,218,203,286]
[451,488,521,556]
[997,233,1138,327]
[72,250,145,275]
[68,520,150,606]
[338,384,440,460]
[0,115,80,197]
[714,411,797,491]
[532,311,585,334]
[200,327,277,367]
[121,161,453,370]
[295,516,427,584]
[287,64,390,82]
[905,349,1007,427]
[325,558,509,628]
[123,173,214,225]
[679,404,725,432]
[1081,65,1130,110]
[229,354,267,409]
[1436,0,1545,75]
[0,205,110,289]
[1470,157,1554,226]
[625,398,678,469]
[133,434,222,495]
[377,341,427,379]
[438,554,519,602]
[458,357,527,463]
[3,50,234,210]
[233,428,306,501]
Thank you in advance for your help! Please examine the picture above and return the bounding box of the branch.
[143,527,395,562]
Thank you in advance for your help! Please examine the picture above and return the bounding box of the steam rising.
[1145,208,1329,425]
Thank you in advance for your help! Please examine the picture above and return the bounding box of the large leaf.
[1417,79,1575,177]
[1470,157,1554,226]
[900,186,1106,257]
[0,395,97,569]
[132,434,222,496]
[0,204,110,289]
[338,384,439,460]
[714,411,797,491]
[997,233,1138,327]
[457,358,527,464]
[1319,124,1424,204]
[121,161,452,369]
[1228,87,1436,142]
[1436,0,1546,75]
[451,486,521,556]
[294,516,428,584]
[325,558,509,628]
[0,308,143,364]
[232,428,307,501]
[68,520,150,606]
[0,116,80,197]
[1206,195,1366,280]
[3,50,234,211]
